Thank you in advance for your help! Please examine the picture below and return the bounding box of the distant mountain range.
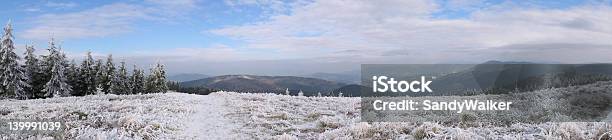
[180,75,346,96]
[359,61,612,97]
[174,61,612,97]
[168,73,210,82]
[302,72,360,84]
[428,61,612,95]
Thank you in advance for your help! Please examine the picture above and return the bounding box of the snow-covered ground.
[2,86,611,139]
[218,92,612,139]
[178,93,246,139]
[1,92,196,139]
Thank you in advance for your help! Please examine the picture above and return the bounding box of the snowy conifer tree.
[110,61,130,94]
[90,57,99,87]
[131,65,145,94]
[76,51,96,95]
[285,88,290,95]
[157,62,168,92]
[338,92,343,97]
[40,47,54,96]
[23,45,42,98]
[101,54,115,94]
[109,73,119,94]
[66,60,80,96]
[109,71,118,94]
[120,62,132,94]
[317,92,322,97]
[93,59,105,90]
[144,70,153,93]
[43,39,71,97]
[0,21,29,99]
[145,61,168,93]
[158,63,168,92]
[298,90,304,96]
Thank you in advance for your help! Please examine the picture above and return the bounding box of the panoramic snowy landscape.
[2,0,612,139]
[2,81,611,139]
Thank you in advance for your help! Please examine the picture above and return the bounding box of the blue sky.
[1,0,611,75]
[1,0,261,54]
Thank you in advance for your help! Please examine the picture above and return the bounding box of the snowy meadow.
[2,87,612,139]
[0,92,195,139]
[221,87,612,140]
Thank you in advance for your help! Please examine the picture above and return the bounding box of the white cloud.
[45,2,78,9]
[212,0,438,57]
[446,0,484,9]
[167,45,250,61]
[21,1,199,40]
[210,0,612,63]
[145,0,197,7]
[21,3,150,40]
[144,0,199,17]
[130,44,260,62]
[224,0,294,15]
[23,7,41,12]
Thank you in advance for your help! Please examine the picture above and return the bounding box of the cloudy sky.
[1,0,611,75]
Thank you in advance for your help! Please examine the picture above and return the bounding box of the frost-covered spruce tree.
[130,65,145,94]
[77,51,96,95]
[145,61,168,93]
[144,70,153,93]
[101,54,115,94]
[158,63,168,92]
[110,61,130,94]
[39,51,53,95]
[93,59,105,91]
[317,92,322,97]
[120,62,132,94]
[0,21,29,99]
[23,45,44,98]
[298,90,304,96]
[66,60,80,96]
[90,57,99,87]
[43,39,71,97]
[60,48,69,68]
[109,72,120,94]
[285,88,290,95]
[109,74,117,94]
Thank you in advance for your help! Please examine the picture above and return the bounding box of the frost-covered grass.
[0,92,197,140]
[361,81,612,123]
[2,84,611,139]
[220,92,360,139]
[218,81,612,139]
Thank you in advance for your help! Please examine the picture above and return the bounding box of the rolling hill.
[180,75,346,96]
[302,72,360,84]
[429,62,612,95]
[168,73,210,82]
